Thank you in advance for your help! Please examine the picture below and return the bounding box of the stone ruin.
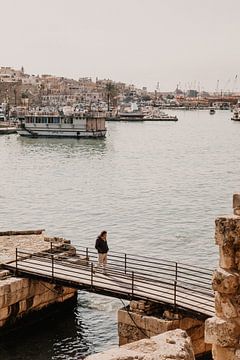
[205,193,240,359]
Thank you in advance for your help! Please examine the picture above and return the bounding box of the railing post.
[50,241,53,253]
[91,262,94,288]
[173,280,177,310]
[86,247,89,260]
[132,271,134,297]
[124,254,127,274]
[15,248,18,275]
[174,262,178,310]
[51,254,54,279]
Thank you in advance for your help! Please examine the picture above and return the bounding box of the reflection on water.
[17,135,107,157]
[0,110,240,358]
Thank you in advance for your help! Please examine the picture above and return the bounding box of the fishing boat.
[17,110,107,138]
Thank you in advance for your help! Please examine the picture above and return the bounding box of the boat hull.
[143,117,178,122]
[17,128,106,138]
[0,127,17,135]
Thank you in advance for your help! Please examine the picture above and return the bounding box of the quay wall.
[0,231,77,334]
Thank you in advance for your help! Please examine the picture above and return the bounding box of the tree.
[105,81,118,111]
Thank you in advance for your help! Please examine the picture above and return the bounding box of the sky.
[1,0,240,92]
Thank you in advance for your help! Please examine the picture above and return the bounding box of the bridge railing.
[12,245,215,317]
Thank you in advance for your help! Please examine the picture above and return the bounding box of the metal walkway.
[3,244,215,318]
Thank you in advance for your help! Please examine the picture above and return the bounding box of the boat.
[231,109,240,121]
[143,111,178,122]
[0,105,17,134]
[17,110,107,138]
[106,102,145,122]
[0,124,17,135]
[107,111,144,121]
[209,108,216,115]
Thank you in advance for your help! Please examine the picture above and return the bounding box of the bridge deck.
[3,246,215,318]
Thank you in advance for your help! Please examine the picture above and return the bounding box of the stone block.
[215,216,240,247]
[212,344,236,360]
[0,306,9,321]
[215,293,238,319]
[179,317,202,330]
[233,194,240,209]
[86,329,195,360]
[191,337,211,356]
[219,244,236,270]
[212,268,239,294]
[19,300,27,313]
[0,270,10,279]
[205,316,239,347]
[0,283,11,296]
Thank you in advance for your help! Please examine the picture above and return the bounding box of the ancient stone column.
[205,193,240,360]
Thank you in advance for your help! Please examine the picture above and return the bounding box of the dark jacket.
[95,237,109,254]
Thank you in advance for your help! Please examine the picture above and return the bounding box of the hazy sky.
[1,0,240,91]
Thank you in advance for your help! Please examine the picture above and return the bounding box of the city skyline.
[1,0,240,92]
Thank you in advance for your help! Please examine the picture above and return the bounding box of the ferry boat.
[17,110,107,138]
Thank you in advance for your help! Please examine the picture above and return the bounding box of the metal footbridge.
[3,244,215,318]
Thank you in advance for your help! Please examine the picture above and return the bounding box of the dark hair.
[100,230,107,237]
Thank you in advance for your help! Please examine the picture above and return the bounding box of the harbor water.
[0,110,239,359]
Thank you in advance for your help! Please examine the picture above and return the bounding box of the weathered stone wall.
[205,194,240,359]
[85,328,195,360]
[0,270,75,331]
[118,300,211,357]
[0,231,77,333]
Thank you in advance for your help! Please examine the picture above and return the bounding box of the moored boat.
[0,125,17,135]
[143,111,178,122]
[17,110,107,138]
[209,107,216,115]
[231,109,240,121]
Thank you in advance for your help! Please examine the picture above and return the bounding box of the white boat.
[17,110,107,138]
[143,111,178,122]
[107,102,145,121]
[0,124,17,135]
[231,109,240,121]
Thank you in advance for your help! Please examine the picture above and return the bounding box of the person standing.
[95,230,109,274]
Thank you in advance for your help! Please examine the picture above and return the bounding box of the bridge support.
[118,300,211,357]
[205,194,240,360]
